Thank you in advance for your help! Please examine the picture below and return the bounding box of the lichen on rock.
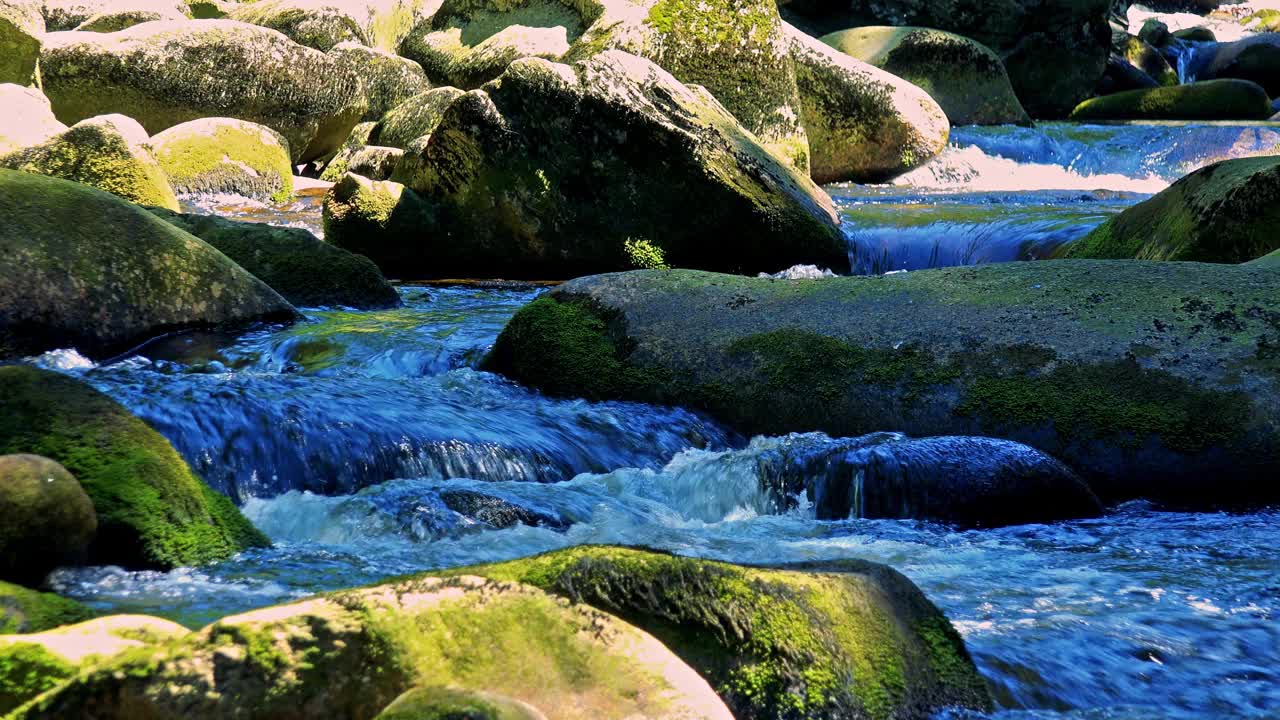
[151,117,295,202]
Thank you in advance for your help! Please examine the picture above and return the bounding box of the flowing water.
[29,122,1280,719]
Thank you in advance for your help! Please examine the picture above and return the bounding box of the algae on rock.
[151,117,295,202]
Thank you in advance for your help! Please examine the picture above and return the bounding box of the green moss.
[622,237,668,270]
[0,582,94,635]
[0,642,75,713]
[0,366,269,570]
[152,121,294,203]
[1069,79,1273,121]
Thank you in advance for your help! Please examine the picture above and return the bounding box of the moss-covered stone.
[318,120,377,181]
[1172,26,1215,43]
[375,687,545,720]
[1119,34,1177,86]
[0,170,296,359]
[151,117,295,202]
[0,366,271,569]
[0,455,96,586]
[0,641,73,714]
[1062,156,1280,263]
[15,575,732,719]
[371,86,466,149]
[76,5,187,30]
[822,26,1030,126]
[440,546,989,720]
[0,582,93,635]
[486,263,1280,507]
[785,24,949,183]
[0,84,66,155]
[1204,34,1280,97]
[322,172,439,278]
[40,20,368,162]
[0,114,180,210]
[229,0,370,50]
[342,145,403,180]
[329,41,432,121]
[0,0,42,85]
[1069,78,1274,121]
[148,207,401,309]
[41,0,188,30]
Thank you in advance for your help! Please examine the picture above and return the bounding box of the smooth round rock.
[0,455,96,585]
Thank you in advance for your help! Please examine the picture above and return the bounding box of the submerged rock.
[328,42,431,121]
[0,455,96,585]
[1061,156,1280,263]
[40,20,368,162]
[0,84,66,155]
[0,114,180,210]
[821,26,1031,127]
[147,208,401,309]
[0,0,42,84]
[485,264,1280,508]
[0,170,295,359]
[1069,78,1274,121]
[449,545,991,720]
[150,117,294,202]
[0,582,93,635]
[0,366,272,569]
[16,574,734,720]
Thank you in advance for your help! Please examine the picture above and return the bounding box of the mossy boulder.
[40,20,368,162]
[1172,26,1215,43]
[485,263,1280,508]
[444,545,990,720]
[785,23,949,183]
[1203,33,1280,97]
[147,207,401,309]
[41,0,188,29]
[328,41,432,121]
[229,0,368,50]
[821,26,1031,126]
[0,114,180,210]
[344,145,403,180]
[76,4,188,31]
[335,51,844,279]
[1138,17,1170,47]
[375,687,546,720]
[369,86,465,150]
[1068,79,1274,121]
[0,455,96,585]
[322,172,438,277]
[1061,156,1280,263]
[0,0,42,84]
[0,582,93,635]
[0,84,66,155]
[150,117,295,202]
[0,615,189,713]
[0,170,296,359]
[318,119,377,181]
[1119,34,1177,86]
[15,574,734,720]
[0,365,272,569]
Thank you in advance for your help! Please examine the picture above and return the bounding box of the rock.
[150,117,294,202]
[820,26,1031,126]
[1139,17,1170,47]
[322,172,437,276]
[1204,34,1280,97]
[0,85,66,155]
[328,41,431,121]
[779,0,1112,119]
[317,120,377,181]
[1069,79,1273,121]
[1172,26,1215,43]
[0,615,188,714]
[484,263,1280,508]
[41,0,188,29]
[1119,34,1177,86]
[0,170,297,358]
[756,433,1102,527]
[147,207,401,309]
[0,455,96,585]
[0,365,273,569]
[1100,54,1161,94]
[187,0,236,18]
[0,581,93,635]
[1248,248,1280,267]
[343,145,402,180]
[785,23,949,183]
[0,114,180,210]
[369,86,464,149]
[40,20,368,162]
[17,574,734,720]
[437,490,567,531]
[76,4,188,31]
[375,688,545,720]
[349,52,845,279]
[447,546,991,720]
[0,0,42,84]
[229,0,367,51]
[1062,156,1280,263]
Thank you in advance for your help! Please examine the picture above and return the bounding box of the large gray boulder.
[39,20,368,162]
[485,262,1280,508]
[327,41,431,120]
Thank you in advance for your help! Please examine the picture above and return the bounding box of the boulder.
[1099,54,1161,94]
[447,546,991,720]
[15,574,734,720]
[339,52,845,279]
[318,119,376,181]
[785,23,950,183]
[1172,26,1215,43]
[0,0,41,84]
[369,86,464,149]
[375,688,545,720]
[821,26,1031,126]
[0,455,96,585]
[0,114,179,210]
[0,85,66,155]
[343,145,402,180]
[0,170,296,359]
[1248,248,1280,268]
[150,117,294,202]
[1204,34,1280,97]
[76,4,188,31]
[322,172,437,276]
[1061,156,1280,263]
[484,263,1280,508]
[0,582,93,635]
[41,0,187,29]
[40,20,368,162]
[229,0,367,51]
[1119,34,1177,86]
[778,0,1112,119]
[328,41,431,121]
[0,365,272,569]
[147,207,401,309]
[1138,17,1170,47]
[1068,79,1274,121]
